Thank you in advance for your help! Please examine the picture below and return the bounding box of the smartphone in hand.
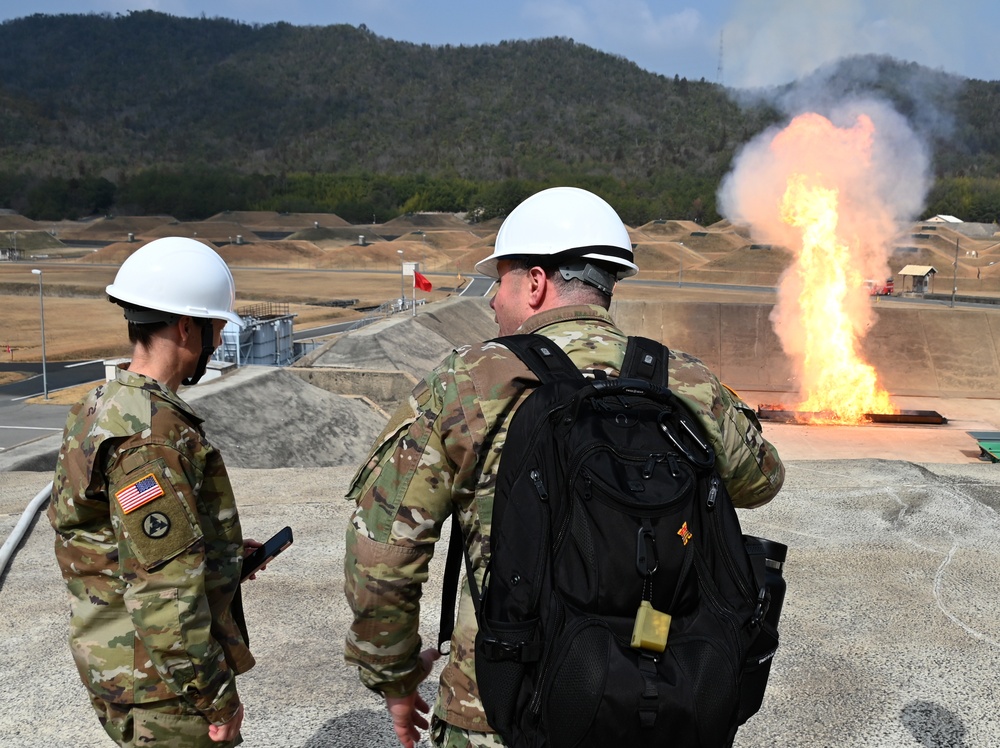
[241,526,293,581]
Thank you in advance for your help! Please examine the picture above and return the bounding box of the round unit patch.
[142,511,171,539]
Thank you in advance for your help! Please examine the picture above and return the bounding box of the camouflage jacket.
[344,305,784,731]
[48,366,254,725]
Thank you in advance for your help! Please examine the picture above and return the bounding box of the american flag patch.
[115,474,165,514]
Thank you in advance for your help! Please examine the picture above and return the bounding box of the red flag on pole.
[413,271,432,292]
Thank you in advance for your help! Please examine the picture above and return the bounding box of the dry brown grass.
[4,220,999,364]
[0,264,449,362]
[0,371,30,385]
[26,380,100,405]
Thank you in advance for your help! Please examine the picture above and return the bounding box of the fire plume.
[779,172,895,423]
[719,102,930,426]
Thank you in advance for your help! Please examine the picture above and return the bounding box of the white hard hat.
[106,237,242,327]
[475,186,638,280]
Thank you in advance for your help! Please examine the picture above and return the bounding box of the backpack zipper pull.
[666,454,680,477]
[530,469,549,501]
[641,454,664,479]
[707,475,719,510]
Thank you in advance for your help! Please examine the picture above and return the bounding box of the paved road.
[0,360,102,453]
[0,360,104,399]
[292,320,359,340]
[0,397,68,454]
[459,274,494,297]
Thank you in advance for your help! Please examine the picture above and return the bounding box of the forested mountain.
[0,11,997,223]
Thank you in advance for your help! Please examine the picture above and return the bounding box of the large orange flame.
[773,114,896,424]
[720,104,930,426]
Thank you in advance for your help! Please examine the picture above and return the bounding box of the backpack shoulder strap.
[492,333,585,383]
[438,514,468,653]
[620,336,670,387]
[440,333,581,650]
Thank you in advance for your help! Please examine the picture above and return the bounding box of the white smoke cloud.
[718,98,931,407]
[724,0,996,88]
[719,99,930,250]
[719,98,930,250]
[522,0,706,53]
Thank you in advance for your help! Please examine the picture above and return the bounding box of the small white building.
[897,265,937,295]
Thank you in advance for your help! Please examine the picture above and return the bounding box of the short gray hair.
[505,258,612,308]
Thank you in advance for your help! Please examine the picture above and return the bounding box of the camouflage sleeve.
[712,384,784,509]
[671,354,784,509]
[108,442,241,725]
[344,360,476,697]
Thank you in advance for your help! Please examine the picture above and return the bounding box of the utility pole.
[397,249,404,311]
[31,268,48,399]
[717,30,724,86]
[951,237,959,308]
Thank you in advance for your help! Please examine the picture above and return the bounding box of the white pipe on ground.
[0,481,53,579]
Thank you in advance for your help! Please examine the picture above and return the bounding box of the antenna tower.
[717,29,724,85]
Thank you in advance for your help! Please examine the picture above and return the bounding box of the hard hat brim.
[474,252,638,280]
[107,285,245,328]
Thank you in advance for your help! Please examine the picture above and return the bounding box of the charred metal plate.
[867,411,947,425]
[755,405,947,425]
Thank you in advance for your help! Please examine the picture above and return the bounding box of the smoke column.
[718,99,931,416]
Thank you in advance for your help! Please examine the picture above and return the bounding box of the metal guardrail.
[349,299,426,331]
[237,302,291,320]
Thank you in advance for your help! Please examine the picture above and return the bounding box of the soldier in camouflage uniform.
[344,187,785,748]
[49,238,256,747]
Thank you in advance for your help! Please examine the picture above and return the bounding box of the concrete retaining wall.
[313,297,1000,399]
[285,368,417,411]
[610,299,794,391]
[307,296,498,379]
[614,300,1000,398]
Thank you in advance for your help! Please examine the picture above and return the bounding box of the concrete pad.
[6,295,1000,746]
[735,459,1000,747]
[742,393,1000,465]
[3,454,1000,747]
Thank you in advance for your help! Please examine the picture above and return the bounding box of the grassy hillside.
[0,12,996,223]
[0,13,779,181]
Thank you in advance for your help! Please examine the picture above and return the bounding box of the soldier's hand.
[385,648,441,747]
[208,703,244,743]
[243,538,265,580]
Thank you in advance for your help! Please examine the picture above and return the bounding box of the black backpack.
[440,334,784,748]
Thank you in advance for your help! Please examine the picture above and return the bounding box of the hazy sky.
[0,0,996,87]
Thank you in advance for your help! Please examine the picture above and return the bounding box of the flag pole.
[412,267,416,316]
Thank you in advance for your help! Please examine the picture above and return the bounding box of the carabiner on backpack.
[657,410,716,471]
[636,522,659,578]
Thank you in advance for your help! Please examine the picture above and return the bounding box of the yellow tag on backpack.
[630,600,671,652]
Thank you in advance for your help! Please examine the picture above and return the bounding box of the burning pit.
[719,99,931,426]
[755,404,947,426]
